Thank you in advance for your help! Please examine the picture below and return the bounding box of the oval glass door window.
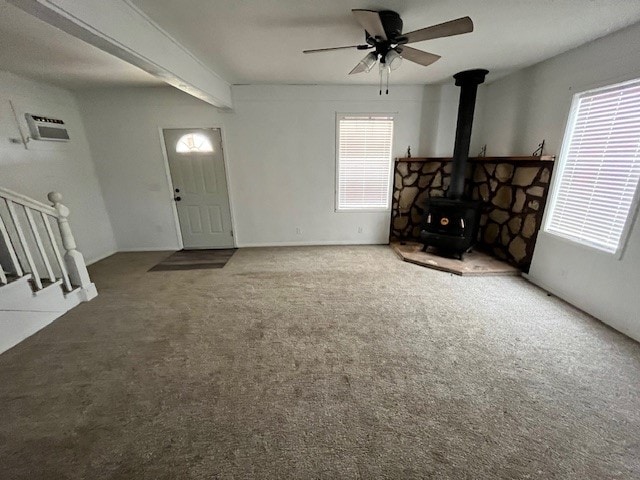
[176,133,214,153]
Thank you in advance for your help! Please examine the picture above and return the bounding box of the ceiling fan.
[303,10,474,93]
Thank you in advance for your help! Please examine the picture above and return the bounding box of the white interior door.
[163,128,234,249]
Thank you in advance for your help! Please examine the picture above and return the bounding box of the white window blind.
[336,115,394,211]
[546,78,640,254]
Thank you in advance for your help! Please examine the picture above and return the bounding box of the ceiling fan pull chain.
[386,66,390,95]
[379,67,383,95]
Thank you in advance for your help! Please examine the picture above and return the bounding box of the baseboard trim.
[86,249,118,266]
[118,247,180,252]
[87,243,389,262]
[237,240,389,248]
[522,273,640,344]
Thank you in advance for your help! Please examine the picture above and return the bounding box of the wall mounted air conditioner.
[25,113,70,141]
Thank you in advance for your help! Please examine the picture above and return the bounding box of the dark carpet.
[148,248,236,271]
[1,246,639,479]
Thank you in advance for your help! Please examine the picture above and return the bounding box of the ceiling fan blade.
[352,9,387,40]
[303,45,369,54]
[400,46,441,67]
[349,61,368,75]
[404,16,474,44]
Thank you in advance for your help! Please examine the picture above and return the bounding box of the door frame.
[158,125,237,249]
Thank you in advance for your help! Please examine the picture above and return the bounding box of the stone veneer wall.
[390,158,554,272]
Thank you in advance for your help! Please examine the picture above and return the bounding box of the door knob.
[174,196,182,201]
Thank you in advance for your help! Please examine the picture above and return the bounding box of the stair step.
[0,274,72,312]
[34,278,64,295]
[4,273,27,282]
[1,274,69,294]
[0,273,32,290]
[28,277,63,294]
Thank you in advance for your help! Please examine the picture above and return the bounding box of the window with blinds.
[546,78,640,255]
[336,114,395,211]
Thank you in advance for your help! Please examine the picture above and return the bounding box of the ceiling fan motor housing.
[366,10,405,64]
[380,11,403,38]
[366,10,403,42]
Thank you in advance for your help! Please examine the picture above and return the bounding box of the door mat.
[148,249,236,271]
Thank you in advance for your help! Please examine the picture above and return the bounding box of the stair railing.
[0,188,93,298]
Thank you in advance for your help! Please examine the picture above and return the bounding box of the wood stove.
[420,69,488,259]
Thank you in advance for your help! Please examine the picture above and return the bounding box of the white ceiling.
[129,0,640,85]
[1,0,640,89]
[0,1,161,89]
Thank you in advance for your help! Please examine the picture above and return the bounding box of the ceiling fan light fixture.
[385,49,403,71]
[359,52,378,73]
[304,9,473,88]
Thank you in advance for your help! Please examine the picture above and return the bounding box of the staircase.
[0,188,97,354]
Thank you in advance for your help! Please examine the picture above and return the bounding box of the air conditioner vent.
[25,113,70,141]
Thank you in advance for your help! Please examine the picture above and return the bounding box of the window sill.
[542,230,623,259]
[335,208,391,213]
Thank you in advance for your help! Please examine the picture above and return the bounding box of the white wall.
[0,71,116,353]
[475,23,640,341]
[76,87,217,251]
[418,83,487,158]
[77,84,426,249]
[0,70,116,263]
[229,85,425,246]
[478,23,640,156]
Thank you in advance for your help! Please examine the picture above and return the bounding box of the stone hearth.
[391,241,520,276]
[391,157,554,272]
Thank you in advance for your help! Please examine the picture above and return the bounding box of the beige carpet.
[0,246,639,479]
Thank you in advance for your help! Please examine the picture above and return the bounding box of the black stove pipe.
[448,69,489,199]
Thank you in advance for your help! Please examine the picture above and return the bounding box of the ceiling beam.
[8,0,232,109]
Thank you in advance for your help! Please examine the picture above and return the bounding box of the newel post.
[48,192,96,299]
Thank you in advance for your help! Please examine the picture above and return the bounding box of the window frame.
[334,112,396,213]
[175,132,214,154]
[543,78,640,258]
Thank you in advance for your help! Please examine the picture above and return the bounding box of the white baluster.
[25,207,56,283]
[48,192,92,291]
[41,212,72,292]
[6,199,42,289]
[0,262,7,285]
[0,210,23,277]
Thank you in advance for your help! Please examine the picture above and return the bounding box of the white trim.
[334,112,397,213]
[542,92,579,239]
[522,272,640,343]
[158,127,185,250]
[89,241,390,252]
[8,0,232,108]
[0,187,57,216]
[120,0,229,85]
[158,126,237,249]
[237,240,389,248]
[85,249,118,266]
[542,77,640,259]
[219,126,240,248]
[616,172,640,260]
[118,247,179,252]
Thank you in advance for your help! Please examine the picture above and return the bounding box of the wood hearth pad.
[391,242,520,276]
